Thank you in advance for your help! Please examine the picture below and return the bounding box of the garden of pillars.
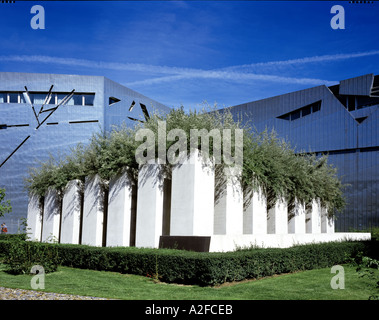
[27,149,370,252]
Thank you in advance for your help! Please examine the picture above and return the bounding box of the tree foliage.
[0,188,12,217]
[24,125,139,197]
[24,106,345,218]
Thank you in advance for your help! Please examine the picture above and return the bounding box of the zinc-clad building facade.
[1,72,378,233]
[224,74,379,232]
[0,72,170,233]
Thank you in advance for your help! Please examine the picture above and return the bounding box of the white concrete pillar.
[243,186,267,235]
[321,207,335,234]
[60,180,82,244]
[170,150,215,236]
[41,188,61,243]
[214,167,243,235]
[306,199,322,234]
[135,164,164,248]
[81,174,105,247]
[107,170,134,247]
[267,197,288,234]
[26,193,43,241]
[288,199,306,234]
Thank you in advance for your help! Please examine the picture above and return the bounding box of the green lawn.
[0,264,377,300]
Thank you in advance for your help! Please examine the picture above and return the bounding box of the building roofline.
[228,74,377,110]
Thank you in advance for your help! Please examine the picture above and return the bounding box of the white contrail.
[126,50,379,86]
[126,50,379,85]
[1,50,377,86]
[221,50,379,72]
[0,55,202,75]
[124,72,335,86]
[0,54,335,86]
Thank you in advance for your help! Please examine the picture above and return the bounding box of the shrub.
[2,239,60,275]
[0,239,369,285]
[346,251,379,300]
[0,233,26,241]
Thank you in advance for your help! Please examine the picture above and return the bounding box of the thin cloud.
[127,50,379,86]
[2,50,378,87]
[0,54,334,86]
[0,55,198,75]
[125,73,335,86]
[222,50,379,72]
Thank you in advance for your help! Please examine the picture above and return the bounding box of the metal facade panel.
[331,150,379,231]
[0,72,105,93]
[357,106,379,148]
[229,85,359,153]
[0,73,105,232]
[104,77,170,131]
[226,75,379,231]
[0,72,169,233]
[339,73,374,96]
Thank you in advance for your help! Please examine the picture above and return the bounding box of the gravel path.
[0,286,111,300]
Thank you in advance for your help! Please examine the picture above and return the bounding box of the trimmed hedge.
[1,238,59,274]
[0,234,26,241]
[0,240,372,286]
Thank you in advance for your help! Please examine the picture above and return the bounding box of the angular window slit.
[290,110,301,121]
[109,97,121,106]
[355,117,368,124]
[1,91,95,105]
[9,93,19,103]
[69,120,99,124]
[129,100,136,112]
[302,105,312,117]
[277,100,322,121]
[6,124,29,128]
[84,94,95,106]
[348,96,356,111]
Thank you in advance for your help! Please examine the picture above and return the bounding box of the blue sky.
[0,1,378,109]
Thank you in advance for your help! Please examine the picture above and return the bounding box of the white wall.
[214,167,243,235]
[81,174,105,247]
[26,193,42,241]
[209,232,372,252]
[29,156,372,251]
[306,199,322,234]
[288,199,306,234]
[135,164,164,248]
[321,207,335,234]
[243,187,267,235]
[267,197,288,234]
[170,150,215,236]
[107,171,134,247]
[41,188,61,243]
[60,180,82,245]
